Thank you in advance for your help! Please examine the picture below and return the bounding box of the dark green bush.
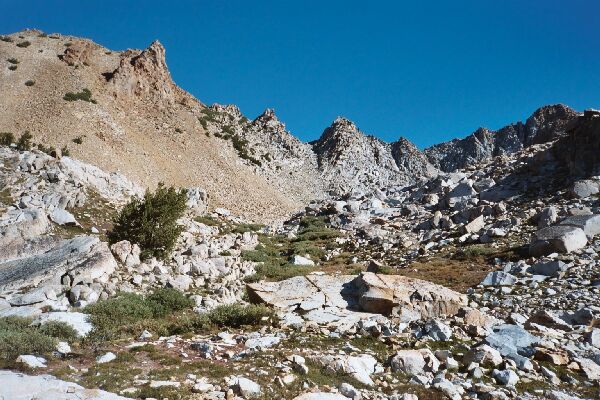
[72,135,84,144]
[16,131,32,151]
[64,88,96,103]
[24,80,35,86]
[146,288,194,317]
[0,317,71,360]
[7,58,19,64]
[108,183,187,260]
[38,321,78,342]
[0,132,14,146]
[0,36,13,43]
[61,145,70,157]
[8,65,17,71]
[37,143,57,157]
[16,41,31,48]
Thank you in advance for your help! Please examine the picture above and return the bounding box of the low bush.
[206,303,275,328]
[38,320,78,342]
[7,58,19,64]
[0,132,14,146]
[108,183,187,260]
[16,131,32,151]
[64,88,96,103]
[72,135,84,144]
[8,65,17,71]
[0,36,13,43]
[24,80,35,86]
[37,143,57,157]
[61,145,70,156]
[16,41,31,48]
[84,289,195,341]
[0,317,76,360]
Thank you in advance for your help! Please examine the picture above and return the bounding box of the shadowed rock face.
[0,236,117,294]
[246,272,466,322]
[424,104,579,172]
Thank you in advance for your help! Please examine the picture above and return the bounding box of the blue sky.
[2,1,599,148]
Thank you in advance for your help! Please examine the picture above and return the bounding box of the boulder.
[247,273,466,322]
[570,179,600,199]
[315,354,379,386]
[292,255,315,266]
[463,344,503,367]
[537,207,558,228]
[292,394,348,400]
[0,371,128,399]
[481,271,517,286]
[390,348,439,375]
[529,225,587,256]
[559,214,600,238]
[49,209,78,226]
[463,215,485,234]
[16,355,47,368]
[529,260,569,277]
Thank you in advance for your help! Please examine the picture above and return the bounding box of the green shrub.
[16,131,32,151]
[0,317,58,360]
[72,135,84,144]
[0,36,13,43]
[146,288,194,317]
[0,132,14,146]
[16,41,31,48]
[24,80,35,86]
[8,65,17,71]
[207,303,275,328]
[38,321,78,342]
[232,223,263,234]
[7,58,19,64]
[63,88,96,103]
[37,144,57,157]
[108,183,187,260]
[61,145,70,156]
[84,289,198,341]
[194,215,220,226]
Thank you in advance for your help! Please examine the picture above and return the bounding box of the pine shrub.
[108,183,187,260]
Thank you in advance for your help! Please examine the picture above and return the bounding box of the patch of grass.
[16,40,31,48]
[207,303,276,328]
[232,223,263,234]
[193,215,220,226]
[0,317,76,360]
[63,88,96,103]
[0,132,14,146]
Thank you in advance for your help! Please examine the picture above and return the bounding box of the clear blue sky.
[2,1,599,148]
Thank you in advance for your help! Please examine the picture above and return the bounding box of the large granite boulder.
[559,215,600,238]
[529,225,587,256]
[247,272,466,322]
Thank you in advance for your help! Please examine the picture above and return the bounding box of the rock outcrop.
[425,104,579,172]
[246,272,466,322]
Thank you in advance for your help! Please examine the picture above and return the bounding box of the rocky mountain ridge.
[0,29,587,221]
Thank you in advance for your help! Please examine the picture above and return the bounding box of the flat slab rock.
[247,272,466,322]
[0,236,117,295]
[0,370,128,400]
